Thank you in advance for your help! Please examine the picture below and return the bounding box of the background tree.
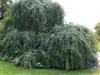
[0,0,12,20]
[95,23,100,51]
[95,23,100,37]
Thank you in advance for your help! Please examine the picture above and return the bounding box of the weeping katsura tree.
[0,0,97,70]
[10,0,64,33]
[39,25,96,70]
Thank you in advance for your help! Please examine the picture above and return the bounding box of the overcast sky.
[54,0,100,30]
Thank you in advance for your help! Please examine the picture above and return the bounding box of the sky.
[54,0,100,30]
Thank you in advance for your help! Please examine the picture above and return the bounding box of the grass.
[0,60,99,75]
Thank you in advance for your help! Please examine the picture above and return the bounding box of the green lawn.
[0,60,99,75]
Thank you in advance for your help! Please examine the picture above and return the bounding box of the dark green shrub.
[0,30,37,60]
[14,50,49,68]
[40,25,96,70]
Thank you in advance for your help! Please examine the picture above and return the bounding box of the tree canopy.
[95,23,100,37]
[11,0,64,33]
[0,0,97,70]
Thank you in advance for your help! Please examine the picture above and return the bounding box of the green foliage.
[0,30,37,59]
[14,50,49,68]
[0,0,97,71]
[0,8,13,33]
[95,23,100,37]
[39,25,96,70]
[0,0,13,20]
[0,23,5,33]
[12,0,64,33]
[94,23,100,51]
[0,25,96,70]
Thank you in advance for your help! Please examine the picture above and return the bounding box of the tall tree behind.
[95,23,100,37]
[0,0,12,20]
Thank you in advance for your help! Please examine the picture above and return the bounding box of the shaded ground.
[0,61,99,75]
